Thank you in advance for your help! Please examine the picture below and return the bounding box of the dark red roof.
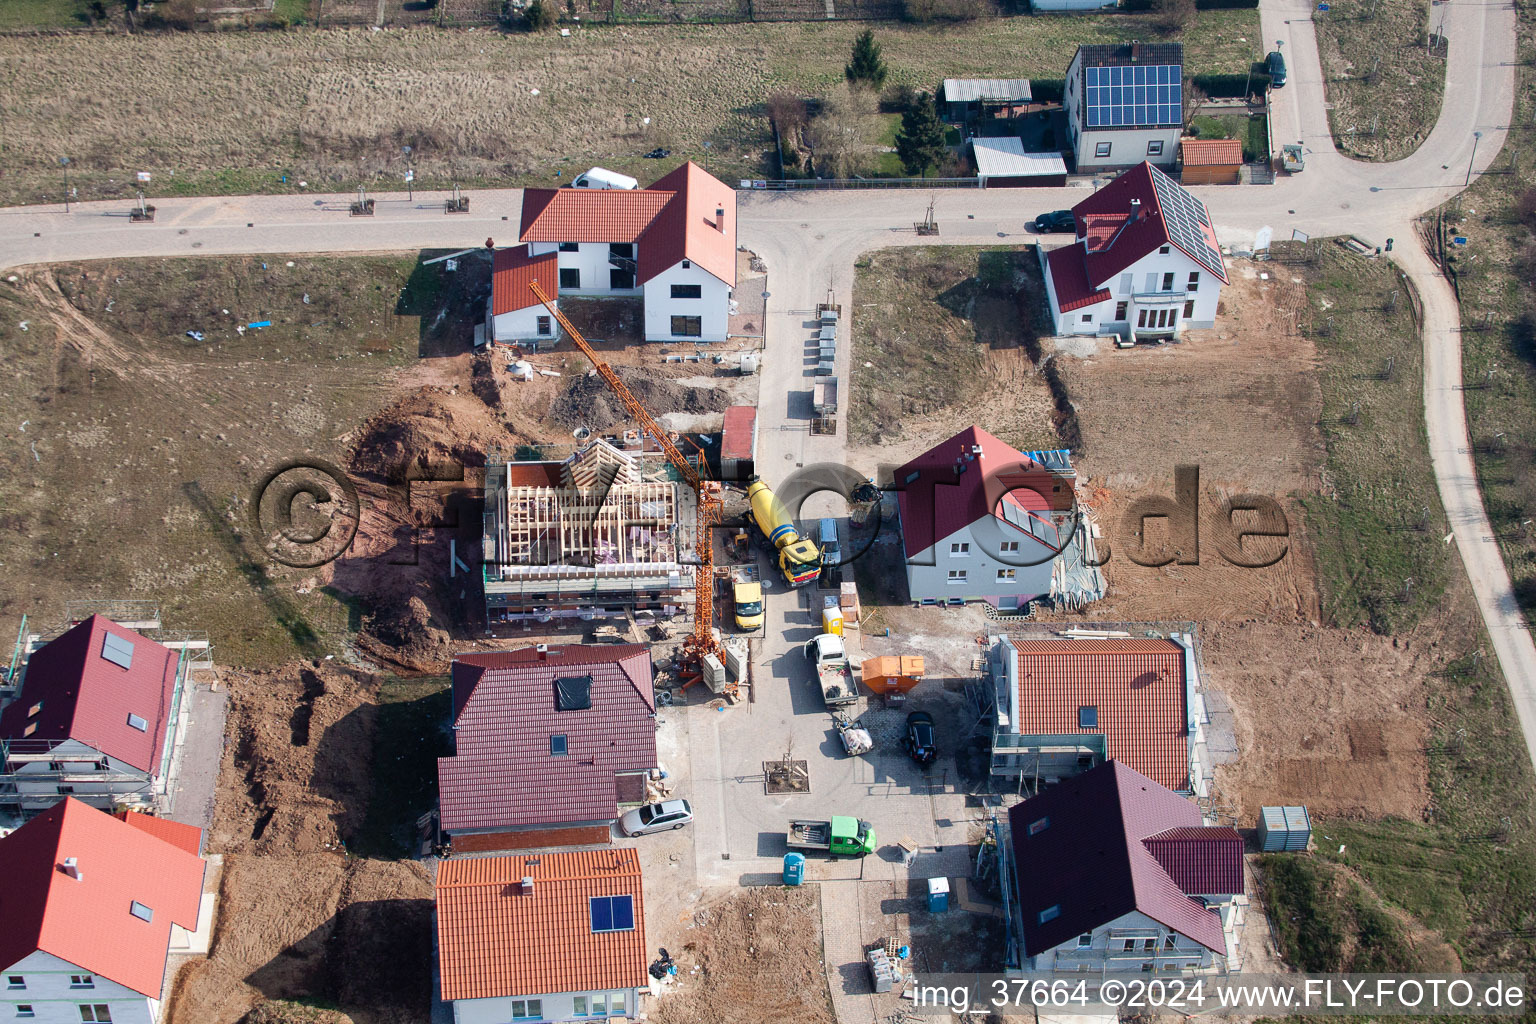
[1045,244,1111,313]
[0,799,204,997]
[1072,162,1228,286]
[722,405,756,461]
[438,645,657,833]
[1143,826,1244,895]
[491,246,560,315]
[1007,636,1190,791]
[0,616,179,774]
[1008,762,1233,957]
[516,162,736,288]
[893,426,1071,558]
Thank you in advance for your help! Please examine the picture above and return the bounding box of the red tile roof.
[518,189,673,244]
[1180,138,1243,167]
[1143,825,1244,895]
[516,162,737,288]
[491,247,560,315]
[113,810,204,858]
[722,405,756,461]
[438,645,657,833]
[0,616,180,774]
[1045,243,1112,313]
[1008,636,1189,791]
[0,799,204,996]
[1009,762,1232,957]
[1073,162,1228,286]
[893,426,1072,559]
[437,849,647,1002]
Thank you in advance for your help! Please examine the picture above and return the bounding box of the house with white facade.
[1005,761,1244,973]
[1063,43,1184,172]
[437,848,648,1023]
[1041,161,1228,340]
[891,426,1103,611]
[0,616,188,817]
[488,161,736,345]
[0,798,207,1024]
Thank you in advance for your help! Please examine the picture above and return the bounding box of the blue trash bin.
[783,852,806,886]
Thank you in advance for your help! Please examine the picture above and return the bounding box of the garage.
[971,137,1069,188]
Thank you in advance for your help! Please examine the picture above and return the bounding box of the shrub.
[524,0,557,30]
[899,0,991,20]
[1152,0,1196,34]
[845,30,888,90]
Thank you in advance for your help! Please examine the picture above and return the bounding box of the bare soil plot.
[848,246,1059,455]
[1313,0,1446,161]
[0,11,1259,205]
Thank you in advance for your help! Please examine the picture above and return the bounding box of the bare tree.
[767,92,809,140]
[809,82,881,179]
[1182,82,1210,127]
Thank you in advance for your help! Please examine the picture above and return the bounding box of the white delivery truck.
[571,167,640,190]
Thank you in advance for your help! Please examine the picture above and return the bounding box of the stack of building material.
[839,581,860,626]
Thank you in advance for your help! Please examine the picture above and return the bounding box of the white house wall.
[642,261,731,343]
[905,518,1059,608]
[489,306,554,344]
[1033,909,1225,972]
[1045,245,1222,337]
[6,742,154,812]
[555,242,640,296]
[1072,126,1182,171]
[1,950,155,1024]
[451,987,640,1024]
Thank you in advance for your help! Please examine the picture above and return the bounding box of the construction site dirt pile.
[649,887,834,1024]
[350,385,517,482]
[550,365,731,432]
[168,854,431,1024]
[211,662,381,856]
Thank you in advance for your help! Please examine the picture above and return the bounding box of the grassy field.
[0,12,1259,205]
[0,253,475,667]
[1312,0,1445,161]
[0,0,98,30]
[1293,241,1451,634]
[849,245,1057,449]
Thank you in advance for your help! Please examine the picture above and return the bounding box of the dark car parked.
[1267,50,1287,87]
[1032,210,1075,233]
[903,711,937,766]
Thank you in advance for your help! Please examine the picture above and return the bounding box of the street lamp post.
[1466,130,1483,186]
[59,157,71,212]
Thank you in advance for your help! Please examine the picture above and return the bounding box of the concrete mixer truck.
[746,477,821,588]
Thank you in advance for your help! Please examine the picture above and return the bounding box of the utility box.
[1258,805,1312,851]
[926,876,950,913]
[783,852,805,886]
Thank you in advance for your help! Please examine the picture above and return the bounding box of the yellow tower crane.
[528,280,724,666]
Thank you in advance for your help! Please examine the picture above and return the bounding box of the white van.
[571,167,639,191]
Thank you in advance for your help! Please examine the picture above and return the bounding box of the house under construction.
[482,439,697,625]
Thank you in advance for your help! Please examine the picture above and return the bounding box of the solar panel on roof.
[1147,169,1224,279]
[590,894,635,933]
[1084,65,1182,128]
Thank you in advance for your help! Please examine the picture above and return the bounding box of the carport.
[972,137,1068,188]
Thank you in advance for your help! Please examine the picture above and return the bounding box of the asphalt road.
[0,0,1532,770]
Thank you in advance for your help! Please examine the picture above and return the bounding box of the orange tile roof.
[0,798,205,997]
[1180,138,1243,167]
[518,189,673,244]
[491,247,560,315]
[114,810,203,857]
[1008,637,1189,790]
[437,849,647,1002]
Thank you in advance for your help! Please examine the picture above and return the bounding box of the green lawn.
[0,0,96,29]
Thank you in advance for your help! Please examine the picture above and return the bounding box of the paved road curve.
[0,0,1531,771]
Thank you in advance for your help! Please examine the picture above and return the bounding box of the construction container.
[783,852,805,886]
[1258,805,1312,851]
[821,607,844,636]
[926,876,950,913]
[861,656,925,697]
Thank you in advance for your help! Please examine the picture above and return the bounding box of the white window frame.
[509,999,542,1020]
[5,978,24,991]
[950,542,970,556]
[1147,139,1164,156]
[16,1006,35,1019]
[946,569,967,583]
[69,976,94,989]
[997,568,1016,582]
[999,540,1020,553]
[79,1007,112,1024]
[1077,934,1093,950]
[1094,141,1111,158]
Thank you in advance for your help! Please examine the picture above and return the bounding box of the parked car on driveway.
[903,711,937,766]
[619,798,693,836]
[1267,49,1287,87]
[1033,210,1075,233]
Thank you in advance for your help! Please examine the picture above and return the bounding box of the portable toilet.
[783,852,806,886]
[926,876,950,913]
[822,606,844,636]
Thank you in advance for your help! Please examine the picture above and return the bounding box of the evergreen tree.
[845,30,888,90]
[895,93,947,177]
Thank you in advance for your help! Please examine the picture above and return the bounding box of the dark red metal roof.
[0,616,179,774]
[1045,243,1112,313]
[1072,162,1228,286]
[1008,762,1233,957]
[438,645,658,833]
[1143,826,1244,895]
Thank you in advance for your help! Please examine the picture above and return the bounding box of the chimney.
[520,875,535,894]
[535,643,548,660]
[716,207,726,232]
[62,857,82,881]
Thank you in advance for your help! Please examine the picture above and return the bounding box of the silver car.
[618,798,693,836]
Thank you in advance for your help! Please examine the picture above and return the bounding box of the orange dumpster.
[860,655,925,696]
